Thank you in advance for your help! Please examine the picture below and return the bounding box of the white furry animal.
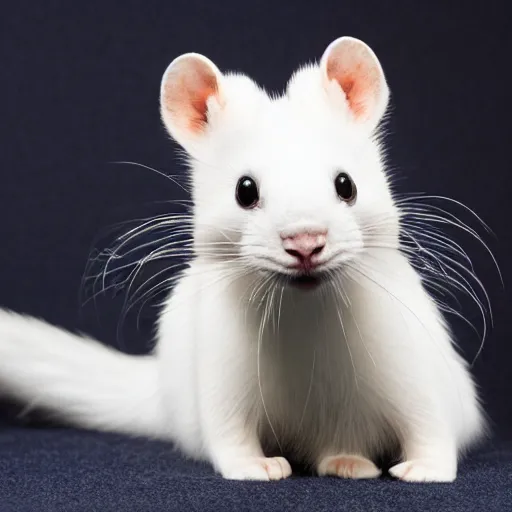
[0,37,486,482]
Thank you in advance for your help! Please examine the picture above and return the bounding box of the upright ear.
[160,53,224,152]
[320,37,389,131]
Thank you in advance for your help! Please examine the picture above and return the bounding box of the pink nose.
[281,231,327,264]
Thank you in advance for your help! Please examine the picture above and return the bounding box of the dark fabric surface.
[0,424,510,512]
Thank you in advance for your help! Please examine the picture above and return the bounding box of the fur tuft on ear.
[320,37,389,131]
[160,53,224,150]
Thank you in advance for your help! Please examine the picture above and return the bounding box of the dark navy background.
[0,3,511,509]
[1,0,510,432]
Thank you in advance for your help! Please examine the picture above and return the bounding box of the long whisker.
[110,161,190,193]
[329,283,358,390]
[333,272,376,369]
[297,348,316,433]
[396,194,494,234]
[256,273,283,454]
[362,192,499,365]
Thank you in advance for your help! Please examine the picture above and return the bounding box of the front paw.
[317,454,381,479]
[221,456,292,481]
[389,460,456,482]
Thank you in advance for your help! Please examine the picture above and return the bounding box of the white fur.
[0,37,484,482]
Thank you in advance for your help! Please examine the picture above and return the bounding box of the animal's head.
[160,37,398,289]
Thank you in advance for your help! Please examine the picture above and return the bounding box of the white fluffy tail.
[0,309,164,438]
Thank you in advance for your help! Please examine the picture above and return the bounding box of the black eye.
[334,172,357,203]
[236,176,259,208]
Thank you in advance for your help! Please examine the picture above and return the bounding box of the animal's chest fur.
[255,289,399,461]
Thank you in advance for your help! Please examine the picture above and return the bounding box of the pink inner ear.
[326,42,380,120]
[163,60,219,133]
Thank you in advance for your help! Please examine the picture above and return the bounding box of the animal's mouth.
[288,274,322,290]
[259,258,333,291]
